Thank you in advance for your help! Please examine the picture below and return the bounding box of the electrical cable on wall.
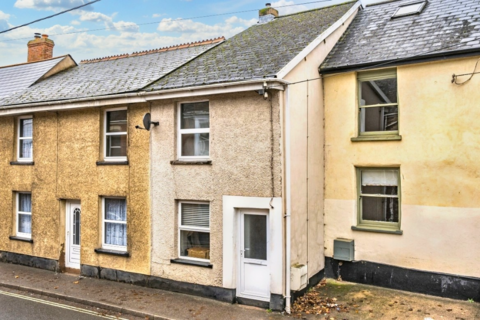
[452,58,480,85]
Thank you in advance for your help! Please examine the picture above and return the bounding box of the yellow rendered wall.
[150,91,282,287]
[323,56,480,278]
[285,7,358,279]
[0,104,151,275]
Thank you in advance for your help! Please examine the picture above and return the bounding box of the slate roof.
[321,0,480,71]
[1,40,222,106]
[0,56,66,100]
[146,1,356,91]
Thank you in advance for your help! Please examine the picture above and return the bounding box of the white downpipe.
[284,85,292,314]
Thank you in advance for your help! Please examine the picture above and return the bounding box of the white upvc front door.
[65,201,81,269]
[237,210,270,302]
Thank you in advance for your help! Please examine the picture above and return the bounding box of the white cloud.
[152,13,165,18]
[71,19,80,25]
[73,10,139,32]
[0,10,10,32]
[271,0,308,15]
[0,10,10,21]
[14,0,93,11]
[158,15,256,38]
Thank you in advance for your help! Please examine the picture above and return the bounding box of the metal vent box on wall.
[333,239,354,261]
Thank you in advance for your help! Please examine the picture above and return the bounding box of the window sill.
[170,160,212,165]
[351,135,402,142]
[9,236,33,243]
[351,226,403,235]
[171,258,213,268]
[10,161,34,166]
[94,248,130,257]
[96,161,129,166]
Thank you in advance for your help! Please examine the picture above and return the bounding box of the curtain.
[105,199,126,246]
[105,223,126,246]
[18,215,31,234]
[20,140,33,159]
[18,193,31,234]
[362,170,398,186]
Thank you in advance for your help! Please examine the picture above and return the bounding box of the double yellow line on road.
[0,289,129,319]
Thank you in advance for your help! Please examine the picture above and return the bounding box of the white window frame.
[17,116,33,162]
[104,107,128,162]
[177,101,210,160]
[178,201,210,262]
[102,197,127,252]
[16,192,32,239]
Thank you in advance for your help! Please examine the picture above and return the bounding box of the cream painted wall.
[283,7,358,279]
[150,91,282,287]
[323,56,480,278]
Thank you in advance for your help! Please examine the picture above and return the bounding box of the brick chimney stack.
[27,33,54,62]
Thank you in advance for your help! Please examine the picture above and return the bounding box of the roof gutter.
[0,78,289,116]
[276,1,361,79]
[320,47,480,75]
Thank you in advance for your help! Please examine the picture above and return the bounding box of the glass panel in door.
[73,208,81,245]
[244,214,267,260]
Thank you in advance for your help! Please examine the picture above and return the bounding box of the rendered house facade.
[320,0,480,301]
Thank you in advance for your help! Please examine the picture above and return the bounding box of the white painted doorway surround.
[223,196,283,302]
[65,201,81,269]
[237,209,270,301]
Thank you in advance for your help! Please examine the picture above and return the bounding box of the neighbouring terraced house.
[320,0,480,302]
[0,2,361,312]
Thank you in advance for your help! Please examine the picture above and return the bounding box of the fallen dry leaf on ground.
[291,281,350,317]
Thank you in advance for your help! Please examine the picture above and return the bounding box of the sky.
[0,0,381,65]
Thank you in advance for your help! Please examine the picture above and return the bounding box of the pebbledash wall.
[149,91,283,304]
[0,104,151,275]
[323,56,480,301]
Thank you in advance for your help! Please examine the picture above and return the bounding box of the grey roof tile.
[0,57,65,100]
[321,0,480,71]
[146,2,356,91]
[2,42,219,106]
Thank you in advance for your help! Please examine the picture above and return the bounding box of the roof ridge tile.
[80,37,225,64]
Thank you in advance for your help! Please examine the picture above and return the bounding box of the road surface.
[0,289,131,320]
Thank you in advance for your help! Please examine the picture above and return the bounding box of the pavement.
[0,262,478,320]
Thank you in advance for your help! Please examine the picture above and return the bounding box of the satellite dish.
[137,113,159,131]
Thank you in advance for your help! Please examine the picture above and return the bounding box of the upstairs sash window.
[105,109,127,160]
[358,70,398,136]
[18,117,33,161]
[178,102,210,159]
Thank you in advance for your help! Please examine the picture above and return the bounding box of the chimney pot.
[34,33,41,38]
[266,3,271,7]
[42,34,48,38]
